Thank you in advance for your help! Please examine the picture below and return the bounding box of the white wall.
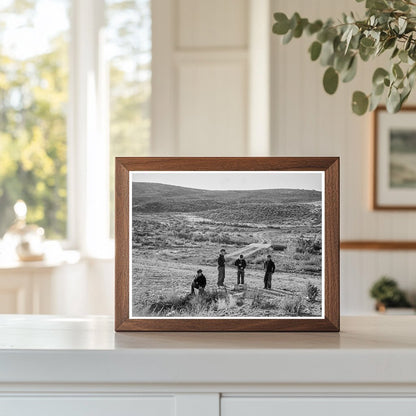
[36,0,416,317]
[271,0,416,313]
[152,0,266,157]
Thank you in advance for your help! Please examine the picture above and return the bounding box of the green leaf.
[309,41,322,61]
[273,13,290,35]
[398,17,407,34]
[369,92,383,111]
[393,63,404,79]
[386,87,401,112]
[366,0,388,10]
[293,18,308,38]
[320,40,335,66]
[352,91,369,115]
[290,12,301,30]
[372,68,389,86]
[400,87,411,106]
[282,29,293,44]
[399,49,408,63]
[360,37,375,48]
[383,37,396,50]
[307,20,323,35]
[393,0,410,11]
[374,82,385,96]
[317,30,328,43]
[334,52,351,72]
[342,56,357,83]
[405,34,413,51]
[323,67,339,94]
[391,47,399,59]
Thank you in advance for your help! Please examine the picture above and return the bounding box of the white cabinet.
[222,398,416,416]
[0,397,174,416]
[0,316,416,416]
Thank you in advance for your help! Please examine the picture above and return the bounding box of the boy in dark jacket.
[191,269,207,295]
[263,255,276,289]
[217,249,226,287]
[234,254,247,284]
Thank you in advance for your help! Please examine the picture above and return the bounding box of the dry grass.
[131,210,323,318]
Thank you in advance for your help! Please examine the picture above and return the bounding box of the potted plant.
[369,276,413,313]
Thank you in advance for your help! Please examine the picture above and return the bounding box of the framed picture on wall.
[374,106,416,209]
[115,157,339,332]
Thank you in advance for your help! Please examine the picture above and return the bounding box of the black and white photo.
[129,171,325,319]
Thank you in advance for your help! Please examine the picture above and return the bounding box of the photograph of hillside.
[130,172,323,318]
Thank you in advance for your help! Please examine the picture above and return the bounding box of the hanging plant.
[272,0,416,115]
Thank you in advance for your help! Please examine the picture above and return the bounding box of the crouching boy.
[191,269,207,295]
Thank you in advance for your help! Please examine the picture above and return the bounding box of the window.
[0,0,151,250]
[0,0,70,239]
[106,0,151,237]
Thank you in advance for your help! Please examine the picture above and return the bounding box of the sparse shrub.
[258,299,276,310]
[296,236,321,254]
[279,261,296,272]
[272,244,287,251]
[306,282,319,302]
[282,296,304,316]
[218,233,233,244]
[228,296,237,309]
[177,231,189,239]
[313,238,322,252]
[303,266,321,273]
[236,297,244,307]
[192,232,209,242]
[217,298,228,310]
[251,291,261,307]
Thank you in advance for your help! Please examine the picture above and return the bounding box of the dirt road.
[227,243,271,259]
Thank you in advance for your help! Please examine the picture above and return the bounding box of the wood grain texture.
[341,241,416,250]
[114,160,130,330]
[114,157,340,332]
[373,106,416,210]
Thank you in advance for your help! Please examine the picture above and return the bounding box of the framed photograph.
[373,106,416,209]
[115,157,339,332]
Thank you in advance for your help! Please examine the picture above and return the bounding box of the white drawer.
[0,396,174,416]
[221,397,416,416]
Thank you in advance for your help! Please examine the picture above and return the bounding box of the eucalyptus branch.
[272,0,416,115]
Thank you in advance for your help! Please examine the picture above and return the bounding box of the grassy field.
[131,183,323,318]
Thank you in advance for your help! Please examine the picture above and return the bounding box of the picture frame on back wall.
[374,106,416,210]
[115,157,339,332]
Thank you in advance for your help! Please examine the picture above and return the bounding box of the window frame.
[67,0,111,257]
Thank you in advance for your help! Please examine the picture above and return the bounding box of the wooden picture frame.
[115,157,339,332]
[373,106,416,210]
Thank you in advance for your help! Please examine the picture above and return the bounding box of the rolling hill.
[132,182,322,224]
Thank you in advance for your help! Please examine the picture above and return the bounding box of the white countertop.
[0,315,415,386]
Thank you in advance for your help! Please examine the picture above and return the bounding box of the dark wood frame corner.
[373,105,416,211]
[115,157,340,332]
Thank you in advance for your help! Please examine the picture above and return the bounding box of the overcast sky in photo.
[132,171,323,192]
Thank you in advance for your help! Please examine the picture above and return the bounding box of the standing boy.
[217,249,226,287]
[263,254,276,289]
[234,254,247,285]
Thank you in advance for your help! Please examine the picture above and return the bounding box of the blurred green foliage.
[0,0,151,239]
[107,0,151,237]
[0,1,69,238]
